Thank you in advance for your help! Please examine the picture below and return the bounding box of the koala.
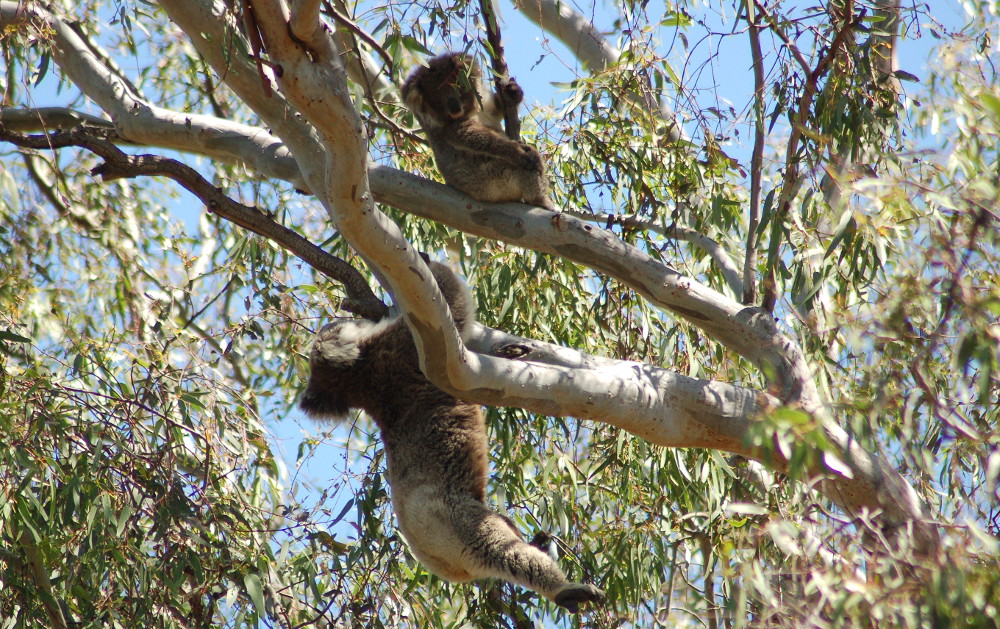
[401,53,558,210]
[300,261,603,612]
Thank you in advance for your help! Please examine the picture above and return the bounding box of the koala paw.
[553,583,605,613]
[501,78,524,105]
[517,145,543,169]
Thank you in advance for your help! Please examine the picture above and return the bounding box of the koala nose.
[446,97,463,117]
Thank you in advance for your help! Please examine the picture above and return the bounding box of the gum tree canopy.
[1,0,998,627]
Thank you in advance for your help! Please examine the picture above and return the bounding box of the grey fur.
[401,53,558,211]
[300,262,603,611]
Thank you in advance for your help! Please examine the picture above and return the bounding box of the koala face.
[300,316,400,422]
[429,55,479,119]
[402,53,483,127]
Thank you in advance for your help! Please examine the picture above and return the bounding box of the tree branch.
[820,0,905,211]
[0,125,388,319]
[561,206,745,297]
[743,0,766,305]
[759,7,865,312]
[14,524,70,629]
[0,1,311,190]
[368,166,813,402]
[0,107,114,132]
[322,0,422,143]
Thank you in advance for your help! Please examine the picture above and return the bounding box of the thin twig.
[753,0,811,76]
[760,8,864,312]
[743,0,766,305]
[323,0,422,144]
[326,2,393,69]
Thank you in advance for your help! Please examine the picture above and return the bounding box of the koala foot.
[553,583,605,613]
[517,145,543,169]
[528,531,553,550]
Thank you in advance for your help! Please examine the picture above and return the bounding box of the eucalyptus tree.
[1,0,997,627]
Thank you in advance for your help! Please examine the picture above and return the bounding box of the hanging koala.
[300,261,603,612]
[401,52,558,210]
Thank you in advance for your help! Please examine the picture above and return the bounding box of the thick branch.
[0,2,309,190]
[0,107,113,132]
[155,0,326,178]
[871,0,902,85]
[369,166,813,403]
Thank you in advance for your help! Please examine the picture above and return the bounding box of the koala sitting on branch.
[300,261,603,612]
[401,53,558,211]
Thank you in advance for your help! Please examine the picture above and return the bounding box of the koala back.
[426,122,552,207]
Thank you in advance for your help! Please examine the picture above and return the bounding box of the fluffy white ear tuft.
[311,317,397,366]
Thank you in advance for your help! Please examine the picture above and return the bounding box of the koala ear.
[402,83,423,112]
[310,322,362,367]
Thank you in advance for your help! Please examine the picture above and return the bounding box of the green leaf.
[825,209,857,259]
[0,329,31,343]
[244,572,265,614]
[33,53,50,86]
[979,91,1000,121]
[115,503,132,537]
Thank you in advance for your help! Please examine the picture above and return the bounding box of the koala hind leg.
[447,496,604,611]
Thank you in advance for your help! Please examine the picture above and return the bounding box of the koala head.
[300,316,398,420]
[402,53,483,127]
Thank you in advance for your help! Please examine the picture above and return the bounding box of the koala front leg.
[448,497,604,611]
